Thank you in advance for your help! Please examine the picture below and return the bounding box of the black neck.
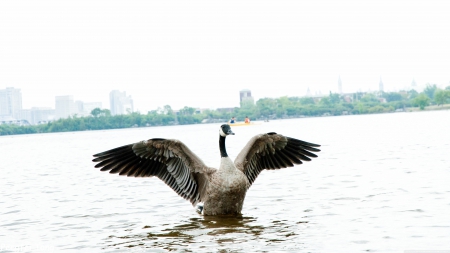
[219,135,228,157]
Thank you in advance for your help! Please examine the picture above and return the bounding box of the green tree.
[237,98,257,119]
[101,109,111,117]
[407,89,419,99]
[319,97,331,107]
[360,93,379,104]
[91,108,102,118]
[298,97,315,105]
[413,93,430,110]
[179,106,196,115]
[367,105,385,113]
[423,84,437,99]
[329,92,341,104]
[356,101,367,114]
[277,96,292,109]
[383,92,403,102]
[163,105,174,115]
[434,89,450,106]
[256,98,277,118]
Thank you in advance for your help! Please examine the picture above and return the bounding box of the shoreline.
[1,106,449,137]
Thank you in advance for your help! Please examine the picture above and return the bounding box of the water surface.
[1,110,450,252]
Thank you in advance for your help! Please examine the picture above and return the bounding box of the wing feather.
[100,154,136,172]
[93,138,216,205]
[234,133,320,187]
[277,150,295,167]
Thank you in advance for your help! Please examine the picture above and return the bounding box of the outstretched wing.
[92,138,216,205]
[234,132,320,187]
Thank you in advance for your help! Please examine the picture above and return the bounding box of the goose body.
[203,157,249,215]
[92,124,320,215]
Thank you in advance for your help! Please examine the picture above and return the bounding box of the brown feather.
[234,133,320,188]
[92,138,215,205]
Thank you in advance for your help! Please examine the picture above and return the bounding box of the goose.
[92,124,320,215]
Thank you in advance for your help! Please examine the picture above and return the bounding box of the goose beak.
[227,129,235,135]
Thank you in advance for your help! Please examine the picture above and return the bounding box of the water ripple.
[1,112,450,252]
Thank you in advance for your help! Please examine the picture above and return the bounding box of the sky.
[1,0,449,112]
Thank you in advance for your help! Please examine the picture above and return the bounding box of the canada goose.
[92,124,320,215]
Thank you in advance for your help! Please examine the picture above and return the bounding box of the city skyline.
[0,75,442,114]
[1,1,449,113]
[0,79,447,125]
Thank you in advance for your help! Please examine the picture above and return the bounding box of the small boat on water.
[227,122,261,127]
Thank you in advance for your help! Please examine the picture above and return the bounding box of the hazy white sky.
[1,0,449,112]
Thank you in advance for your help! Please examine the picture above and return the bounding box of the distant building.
[239,89,254,106]
[411,78,417,88]
[342,95,353,103]
[55,95,75,119]
[379,76,384,92]
[304,88,325,100]
[306,87,312,97]
[74,100,84,115]
[73,101,102,117]
[338,76,343,94]
[0,87,22,120]
[20,107,55,125]
[400,78,420,92]
[83,102,102,116]
[110,90,133,115]
[0,118,29,126]
[378,97,387,103]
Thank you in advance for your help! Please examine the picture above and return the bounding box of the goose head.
[219,124,235,137]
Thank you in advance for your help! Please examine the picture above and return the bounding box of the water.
[1,110,450,252]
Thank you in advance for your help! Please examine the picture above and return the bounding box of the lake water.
[1,110,450,252]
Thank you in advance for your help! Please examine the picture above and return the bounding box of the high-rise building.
[338,76,343,94]
[55,95,75,119]
[0,87,22,120]
[110,90,133,115]
[379,76,384,92]
[239,89,254,105]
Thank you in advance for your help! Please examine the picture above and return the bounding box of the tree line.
[1,84,450,136]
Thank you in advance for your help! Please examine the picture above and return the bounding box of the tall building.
[338,76,343,94]
[379,76,384,92]
[55,95,75,119]
[0,87,22,120]
[110,90,133,115]
[306,87,312,97]
[20,107,55,125]
[239,89,254,105]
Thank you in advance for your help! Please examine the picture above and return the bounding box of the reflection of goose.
[93,124,320,215]
[109,216,262,250]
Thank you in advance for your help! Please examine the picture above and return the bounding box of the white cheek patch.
[219,128,226,137]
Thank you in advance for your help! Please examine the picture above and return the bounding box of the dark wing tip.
[150,138,166,141]
[93,144,134,157]
[288,137,321,148]
[310,143,321,148]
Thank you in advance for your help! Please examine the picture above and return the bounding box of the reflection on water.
[105,215,308,252]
